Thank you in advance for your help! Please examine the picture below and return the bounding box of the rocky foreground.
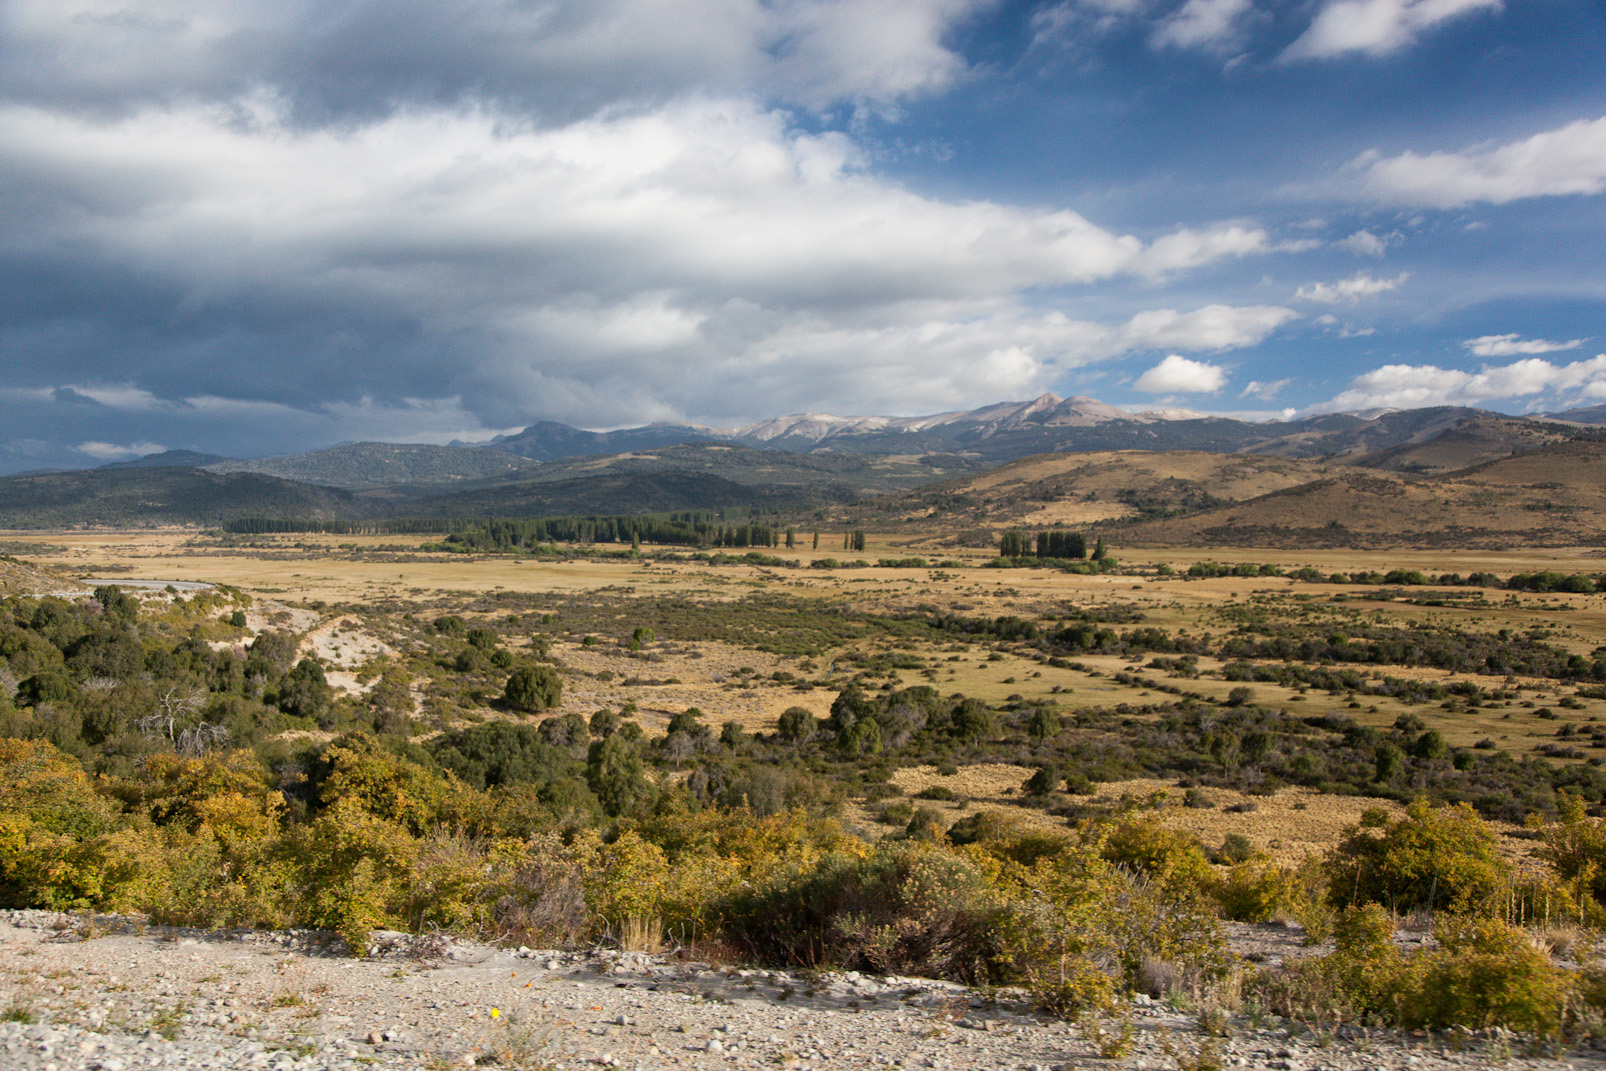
[0,911,1597,1071]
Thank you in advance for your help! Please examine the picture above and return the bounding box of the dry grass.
[11,524,1606,814]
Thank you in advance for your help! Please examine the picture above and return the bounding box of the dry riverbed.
[0,912,1599,1071]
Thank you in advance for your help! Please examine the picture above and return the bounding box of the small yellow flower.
[490,1008,501,1019]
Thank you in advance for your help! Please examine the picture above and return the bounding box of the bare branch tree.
[137,687,211,750]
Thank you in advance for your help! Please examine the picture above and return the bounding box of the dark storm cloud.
[1,0,1601,471]
[0,88,1285,464]
[2,0,987,124]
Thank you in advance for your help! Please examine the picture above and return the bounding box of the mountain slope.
[1111,441,1606,548]
[857,451,1339,531]
[519,442,981,494]
[1341,414,1578,474]
[472,398,1573,468]
[0,469,369,528]
[206,442,539,489]
[103,449,235,469]
[484,422,720,461]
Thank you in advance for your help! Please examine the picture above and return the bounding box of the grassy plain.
[11,525,1606,866]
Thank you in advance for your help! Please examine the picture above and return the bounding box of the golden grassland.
[10,527,1606,835]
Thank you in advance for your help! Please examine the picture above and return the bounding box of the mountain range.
[0,393,1601,538]
[102,394,1606,480]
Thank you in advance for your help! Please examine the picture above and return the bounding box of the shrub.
[776,706,816,741]
[1214,861,1301,922]
[1027,706,1063,740]
[719,843,1011,983]
[503,665,562,713]
[951,698,997,741]
[1373,742,1405,783]
[1100,815,1213,891]
[1024,764,1062,797]
[1536,795,1606,915]
[1406,917,1574,1036]
[286,796,419,952]
[1324,801,1504,913]
[586,736,652,818]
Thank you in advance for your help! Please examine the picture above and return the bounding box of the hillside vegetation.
[0,469,372,528]
[207,442,540,489]
[1112,442,1606,548]
[4,552,1606,1042]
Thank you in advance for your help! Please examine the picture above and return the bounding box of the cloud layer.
[1348,116,1606,208]
[1282,0,1501,61]
[1322,354,1606,411]
[1294,271,1407,303]
[3,0,991,120]
[0,93,1291,434]
[1,0,1603,469]
[1134,354,1228,393]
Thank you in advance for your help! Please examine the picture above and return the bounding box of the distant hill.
[1341,414,1578,474]
[12,394,1606,533]
[0,468,370,528]
[1539,404,1606,426]
[470,397,1564,468]
[103,449,235,469]
[205,442,540,489]
[1110,441,1606,548]
[857,451,1339,531]
[520,442,982,495]
[482,421,721,461]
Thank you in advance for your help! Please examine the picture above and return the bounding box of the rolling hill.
[856,451,1340,531]
[1111,441,1606,548]
[204,442,540,489]
[1341,413,1580,474]
[0,469,371,528]
[466,396,1579,467]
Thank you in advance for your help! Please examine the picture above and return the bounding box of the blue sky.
[1,0,1603,470]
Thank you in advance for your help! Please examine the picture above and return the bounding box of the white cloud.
[1030,0,1153,44]
[1118,304,1299,350]
[2,0,991,117]
[765,0,988,109]
[75,440,166,461]
[1335,229,1395,256]
[1150,0,1253,52]
[1281,0,1501,62]
[1318,354,1606,411]
[1134,354,1228,393]
[1346,116,1606,208]
[1137,225,1269,275]
[1294,271,1407,303]
[1464,334,1584,358]
[0,95,1291,429]
[1241,378,1291,400]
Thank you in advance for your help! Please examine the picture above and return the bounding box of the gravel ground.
[0,911,1600,1071]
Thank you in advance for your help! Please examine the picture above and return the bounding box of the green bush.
[503,665,562,713]
[719,843,1010,983]
[776,706,816,741]
[1406,917,1574,1036]
[1324,801,1504,913]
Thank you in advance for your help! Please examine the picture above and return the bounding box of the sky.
[1,0,1604,471]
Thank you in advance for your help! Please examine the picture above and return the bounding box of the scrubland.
[5,528,1606,1060]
